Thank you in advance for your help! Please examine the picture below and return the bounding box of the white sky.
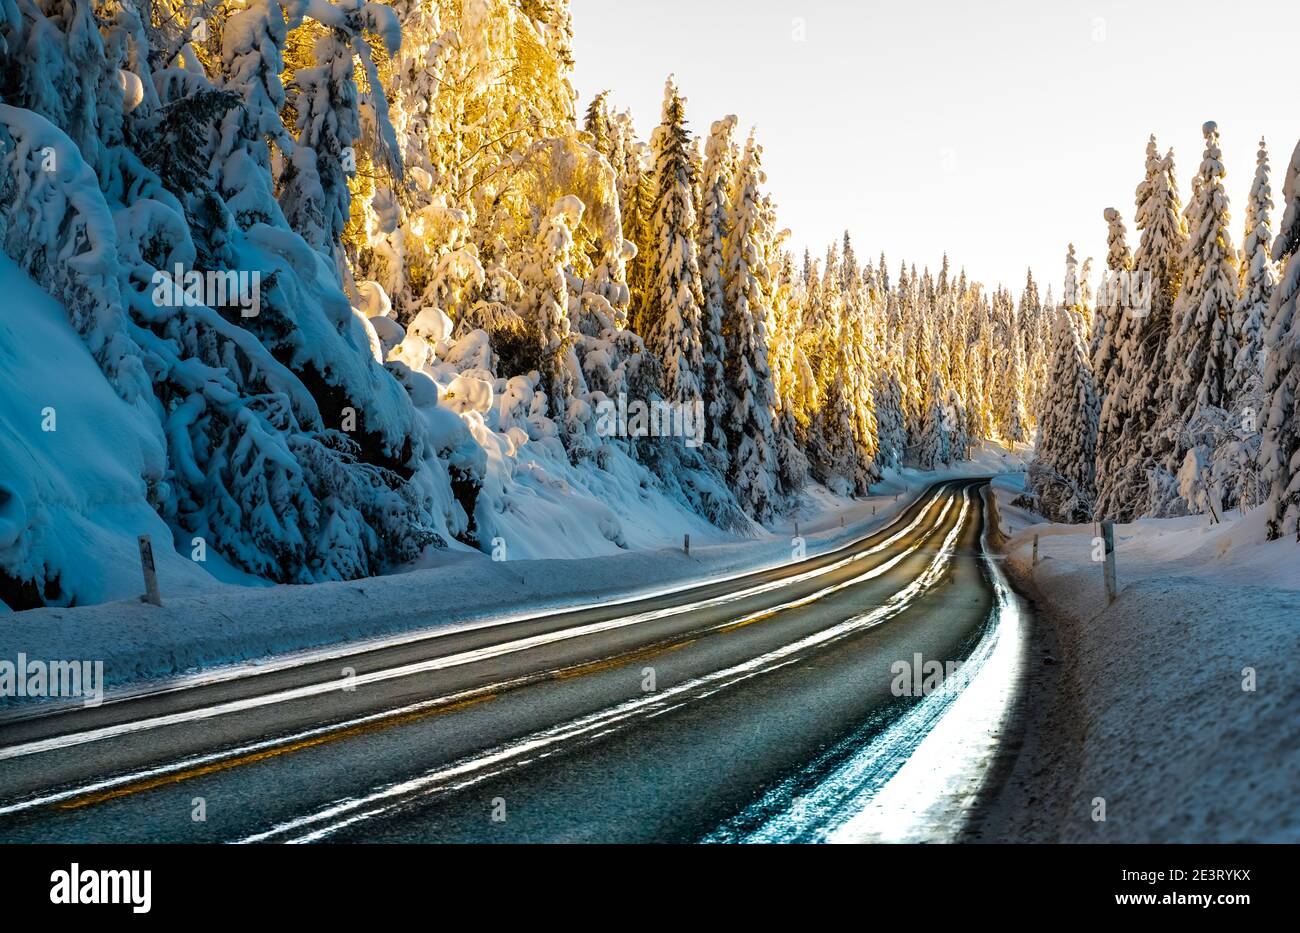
[569,0,1300,295]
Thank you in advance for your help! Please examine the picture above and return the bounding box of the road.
[0,477,1024,843]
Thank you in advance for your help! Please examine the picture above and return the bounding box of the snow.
[990,483,1300,842]
[0,253,253,607]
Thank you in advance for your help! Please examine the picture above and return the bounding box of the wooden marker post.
[1101,521,1117,604]
[138,534,162,607]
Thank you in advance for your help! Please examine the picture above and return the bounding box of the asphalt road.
[0,477,1007,843]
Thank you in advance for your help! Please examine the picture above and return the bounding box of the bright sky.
[570,0,1300,295]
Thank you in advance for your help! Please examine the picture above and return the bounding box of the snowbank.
[986,487,1300,843]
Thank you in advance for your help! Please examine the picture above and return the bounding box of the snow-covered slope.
[990,485,1300,842]
[0,253,249,607]
[0,246,740,608]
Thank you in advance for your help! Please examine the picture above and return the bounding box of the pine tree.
[697,114,739,463]
[1099,138,1188,520]
[643,77,706,409]
[522,196,586,450]
[1164,122,1238,437]
[915,367,951,471]
[583,90,614,161]
[1029,308,1100,522]
[1262,138,1300,539]
[1095,207,1137,515]
[722,135,779,520]
[838,234,881,489]
[1229,138,1278,407]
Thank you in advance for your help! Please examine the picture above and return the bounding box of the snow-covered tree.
[521,195,588,451]
[1262,138,1300,539]
[1163,122,1238,441]
[1096,138,1188,521]
[914,369,951,471]
[642,77,705,409]
[697,114,738,462]
[769,252,810,497]
[722,135,779,519]
[1230,138,1278,407]
[1094,207,1133,390]
[1094,207,1138,515]
[1027,308,1100,522]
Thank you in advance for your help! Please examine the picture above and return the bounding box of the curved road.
[0,478,1021,843]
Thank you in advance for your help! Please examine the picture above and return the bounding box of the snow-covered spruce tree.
[1098,139,1188,521]
[991,288,1027,445]
[1023,272,1053,423]
[642,77,705,410]
[583,90,614,162]
[838,234,881,490]
[1062,245,1097,359]
[215,0,307,233]
[697,114,739,464]
[521,195,588,454]
[768,252,810,498]
[1261,138,1300,539]
[873,352,907,472]
[1080,256,1097,348]
[871,264,908,470]
[1230,138,1278,406]
[914,368,951,472]
[1003,336,1029,446]
[807,246,861,491]
[1166,124,1238,422]
[1094,207,1137,515]
[1027,307,1100,523]
[798,249,832,480]
[1155,122,1239,516]
[897,263,926,435]
[351,0,459,319]
[1094,208,1133,393]
[721,135,780,520]
[1189,138,1279,516]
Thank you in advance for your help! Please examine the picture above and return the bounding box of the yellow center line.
[57,693,499,810]
[53,638,704,812]
[551,639,695,680]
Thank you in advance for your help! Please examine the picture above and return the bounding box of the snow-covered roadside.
[0,446,1023,705]
[985,478,1300,843]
